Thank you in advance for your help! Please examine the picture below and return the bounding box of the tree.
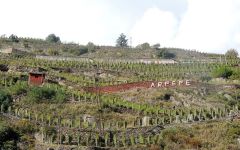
[157,49,175,59]
[152,43,161,49]
[225,49,238,59]
[136,42,150,50]
[46,34,61,43]
[116,33,128,48]
[87,42,95,52]
[9,34,19,43]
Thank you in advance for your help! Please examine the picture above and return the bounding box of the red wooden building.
[28,69,46,86]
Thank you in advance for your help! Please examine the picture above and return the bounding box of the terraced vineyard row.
[1,103,239,148]
[2,57,239,87]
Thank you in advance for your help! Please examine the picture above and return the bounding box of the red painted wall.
[28,74,45,85]
[85,81,153,93]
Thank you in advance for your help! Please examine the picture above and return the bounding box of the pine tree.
[116,33,128,48]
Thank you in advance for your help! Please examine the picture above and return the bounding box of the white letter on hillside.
[171,81,176,86]
[164,81,170,87]
[178,80,184,86]
[157,82,163,87]
[150,82,155,88]
[186,80,191,86]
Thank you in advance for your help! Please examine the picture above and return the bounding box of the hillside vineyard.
[0,37,239,150]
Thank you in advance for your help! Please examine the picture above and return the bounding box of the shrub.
[155,90,173,101]
[160,127,201,149]
[0,90,12,111]
[87,42,96,52]
[46,34,61,43]
[200,75,212,82]
[230,69,240,80]
[14,120,37,135]
[226,123,240,139]
[212,66,233,79]
[6,82,28,95]
[26,86,67,103]
[225,49,238,59]
[69,46,88,56]
[54,89,67,103]
[157,49,175,59]
[28,86,55,103]
[136,42,150,50]
[227,100,237,107]
[0,123,19,149]
[43,126,57,142]
[47,49,59,56]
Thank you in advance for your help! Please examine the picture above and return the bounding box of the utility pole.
[224,55,227,65]
[92,61,104,135]
[129,37,132,48]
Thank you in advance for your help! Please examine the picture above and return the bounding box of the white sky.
[0,0,240,54]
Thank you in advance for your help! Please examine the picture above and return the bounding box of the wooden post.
[1,104,4,113]
[104,133,109,147]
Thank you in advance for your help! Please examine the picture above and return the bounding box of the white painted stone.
[142,116,151,126]
[175,115,181,123]
[83,114,95,125]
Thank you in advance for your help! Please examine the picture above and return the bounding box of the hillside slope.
[0,37,222,61]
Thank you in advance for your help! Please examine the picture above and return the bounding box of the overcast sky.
[0,0,240,54]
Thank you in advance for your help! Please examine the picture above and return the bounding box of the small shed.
[28,68,46,86]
